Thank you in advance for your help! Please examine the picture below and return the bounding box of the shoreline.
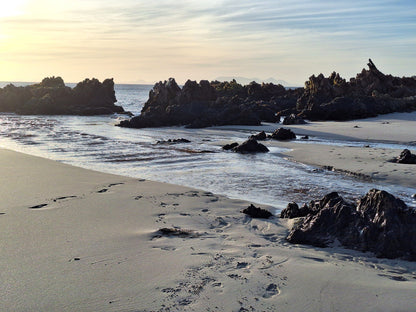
[2,147,416,311]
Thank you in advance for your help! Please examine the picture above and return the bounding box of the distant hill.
[215,76,291,86]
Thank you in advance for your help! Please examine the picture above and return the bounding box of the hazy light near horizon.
[0,0,415,85]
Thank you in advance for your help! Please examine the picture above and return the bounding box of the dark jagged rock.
[250,131,267,140]
[269,128,296,140]
[283,189,416,260]
[156,138,191,144]
[393,149,416,164]
[242,204,273,219]
[282,114,307,125]
[118,78,301,128]
[222,142,239,150]
[232,138,269,154]
[280,202,311,218]
[293,59,416,120]
[0,76,125,115]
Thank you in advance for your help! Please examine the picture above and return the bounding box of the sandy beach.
[2,112,416,311]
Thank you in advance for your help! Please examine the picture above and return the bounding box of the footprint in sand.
[263,283,280,298]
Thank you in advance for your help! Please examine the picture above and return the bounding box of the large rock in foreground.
[282,189,416,260]
[0,76,125,115]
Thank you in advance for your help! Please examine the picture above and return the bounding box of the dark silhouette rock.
[157,138,191,144]
[118,78,301,128]
[282,114,307,125]
[222,142,239,150]
[242,204,273,219]
[250,131,267,140]
[269,128,296,140]
[283,189,416,260]
[0,76,125,115]
[293,59,416,121]
[394,149,416,164]
[280,202,311,218]
[232,138,269,154]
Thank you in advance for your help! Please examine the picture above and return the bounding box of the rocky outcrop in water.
[250,131,267,140]
[269,128,296,140]
[117,78,301,128]
[392,149,416,164]
[228,138,269,154]
[294,59,416,120]
[282,189,416,260]
[0,77,125,115]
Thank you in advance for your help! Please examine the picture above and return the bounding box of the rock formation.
[231,138,269,154]
[294,59,416,120]
[269,128,296,140]
[242,204,273,219]
[282,189,416,260]
[117,78,301,128]
[392,149,416,164]
[0,76,125,115]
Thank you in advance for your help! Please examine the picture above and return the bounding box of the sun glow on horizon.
[0,0,27,18]
[0,0,415,84]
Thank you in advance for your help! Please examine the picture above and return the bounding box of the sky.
[0,0,415,86]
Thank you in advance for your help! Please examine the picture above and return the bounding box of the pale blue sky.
[1,0,415,85]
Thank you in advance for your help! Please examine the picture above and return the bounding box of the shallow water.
[0,83,415,211]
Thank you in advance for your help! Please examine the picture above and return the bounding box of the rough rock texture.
[393,149,416,164]
[282,114,307,125]
[222,142,239,150]
[242,204,273,219]
[118,78,301,128]
[280,202,312,218]
[269,128,296,140]
[294,59,416,120]
[250,131,267,141]
[0,77,125,115]
[231,138,269,154]
[283,189,416,260]
[156,138,191,144]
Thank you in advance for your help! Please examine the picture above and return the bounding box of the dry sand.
[2,112,416,311]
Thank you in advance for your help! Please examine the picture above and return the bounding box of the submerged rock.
[283,189,416,260]
[156,138,191,144]
[242,204,273,219]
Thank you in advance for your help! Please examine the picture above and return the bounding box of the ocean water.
[0,83,415,211]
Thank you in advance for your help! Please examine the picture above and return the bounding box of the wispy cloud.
[1,0,415,83]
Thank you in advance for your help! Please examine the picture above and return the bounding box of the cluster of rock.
[222,128,297,154]
[295,59,416,120]
[392,149,416,164]
[118,59,416,129]
[117,78,301,128]
[281,189,416,260]
[0,76,125,115]
[222,138,269,154]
